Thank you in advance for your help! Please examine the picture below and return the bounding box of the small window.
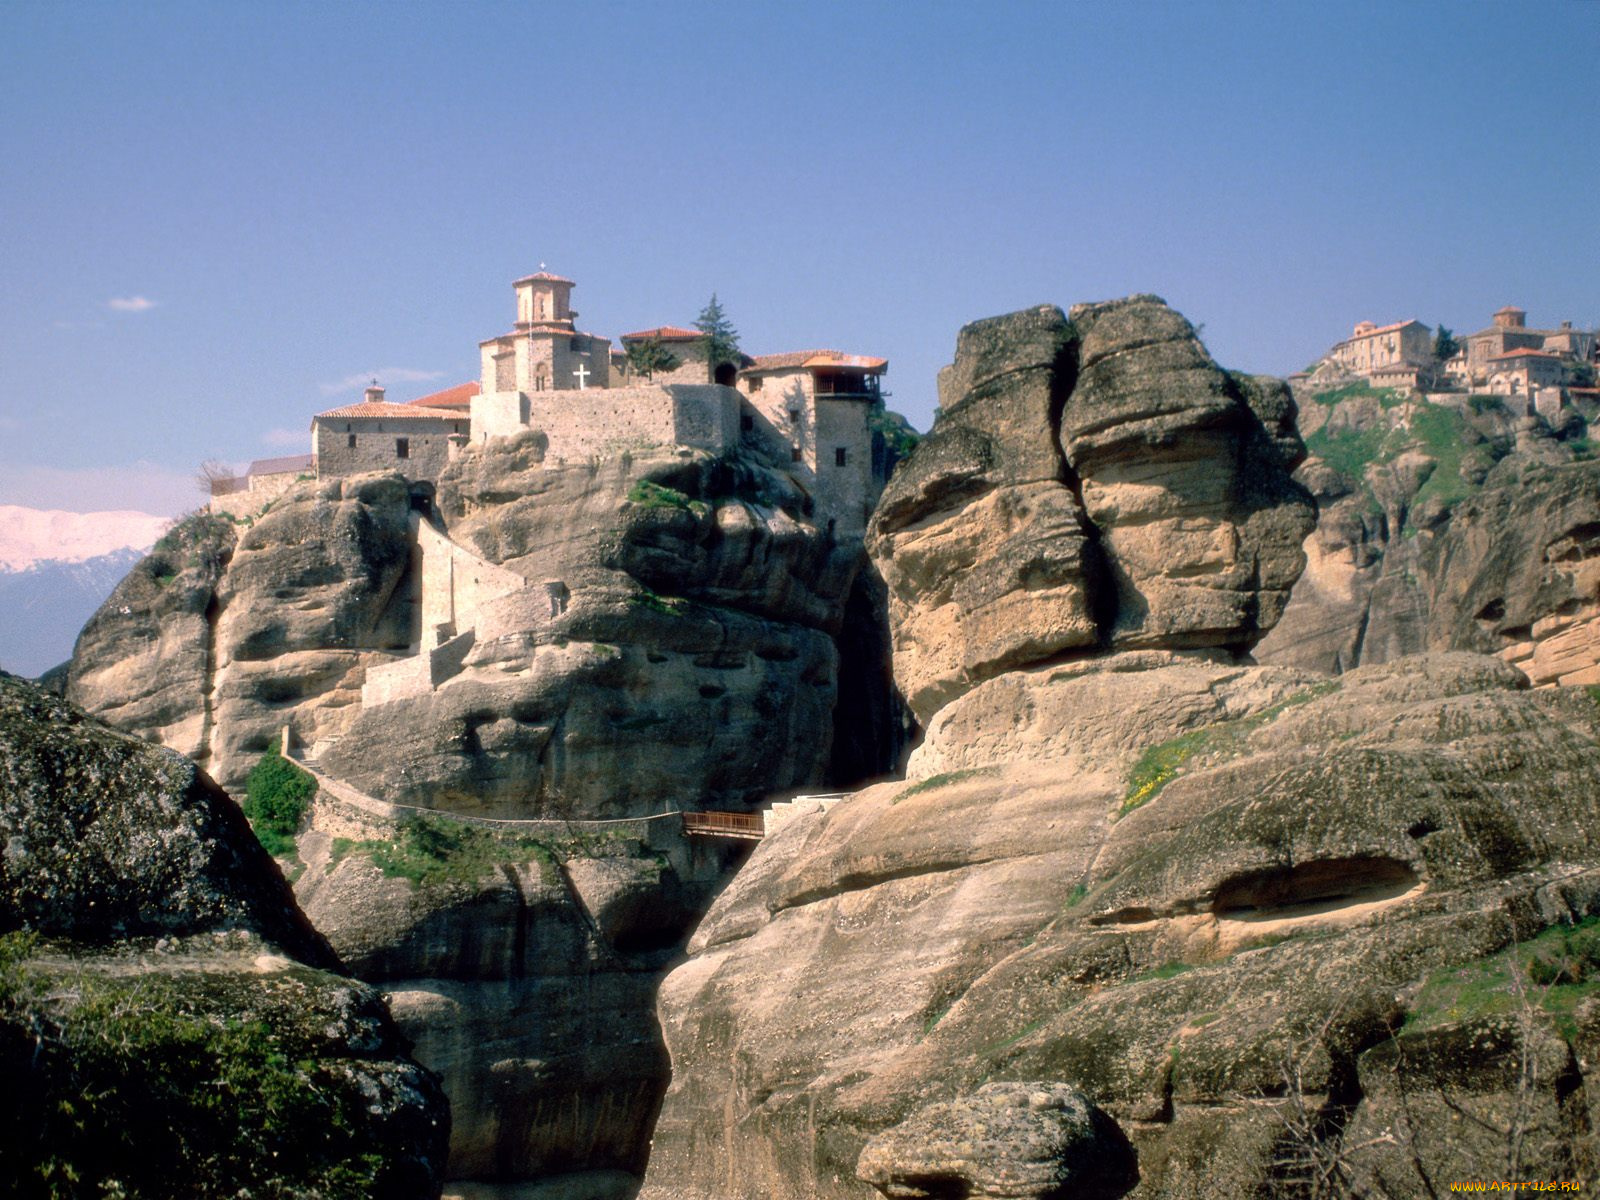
[396,437,409,460]
[740,412,754,432]
[749,376,763,392]
[570,337,582,351]
[347,433,356,449]
[791,446,803,463]
[787,408,801,424]
[835,447,848,467]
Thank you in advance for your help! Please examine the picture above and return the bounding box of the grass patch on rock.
[627,587,689,617]
[1406,918,1600,1039]
[330,812,562,888]
[1118,682,1341,816]
[894,765,1000,803]
[626,479,708,516]
[0,949,402,1198]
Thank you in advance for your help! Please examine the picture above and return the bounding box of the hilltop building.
[209,454,316,518]
[292,271,890,537]
[1461,306,1597,387]
[617,325,726,386]
[1302,306,1597,404]
[1324,319,1434,381]
[311,384,469,481]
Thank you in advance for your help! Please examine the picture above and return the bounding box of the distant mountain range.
[0,506,168,678]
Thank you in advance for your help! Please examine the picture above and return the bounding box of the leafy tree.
[1433,325,1460,362]
[625,335,681,380]
[243,743,315,858]
[694,293,741,370]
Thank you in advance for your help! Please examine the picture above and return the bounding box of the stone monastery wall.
[416,515,524,646]
[472,384,741,462]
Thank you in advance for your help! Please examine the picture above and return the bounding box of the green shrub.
[627,479,694,510]
[337,813,560,888]
[243,745,315,859]
[0,966,393,1198]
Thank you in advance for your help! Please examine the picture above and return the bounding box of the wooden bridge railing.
[682,811,765,840]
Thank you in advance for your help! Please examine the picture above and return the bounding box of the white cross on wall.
[572,363,590,390]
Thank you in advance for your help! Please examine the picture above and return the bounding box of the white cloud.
[318,367,444,396]
[107,296,158,313]
[0,461,206,518]
[260,427,310,448]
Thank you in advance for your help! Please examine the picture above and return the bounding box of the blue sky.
[1,1,1595,515]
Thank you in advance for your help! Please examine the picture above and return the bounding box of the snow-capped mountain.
[0,505,170,572]
[0,506,168,678]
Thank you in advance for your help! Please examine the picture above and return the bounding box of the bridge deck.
[682,811,765,840]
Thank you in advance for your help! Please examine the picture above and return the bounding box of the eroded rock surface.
[1257,386,1600,686]
[0,672,447,1197]
[647,304,1600,1199]
[66,430,893,1193]
[867,298,1313,724]
[855,1082,1137,1200]
[646,654,1600,1199]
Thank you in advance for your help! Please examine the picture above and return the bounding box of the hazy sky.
[1,1,1595,515]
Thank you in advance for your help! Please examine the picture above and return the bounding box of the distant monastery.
[1303,305,1598,410]
[214,271,890,537]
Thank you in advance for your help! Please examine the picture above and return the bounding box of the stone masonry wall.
[416,515,524,646]
[811,396,874,536]
[315,417,466,480]
[524,384,739,463]
[209,469,313,520]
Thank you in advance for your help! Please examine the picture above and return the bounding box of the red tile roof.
[745,350,888,372]
[408,381,480,409]
[314,401,467,421]
[248,454,314,477]
[620,325,705,342]
[1345,319,1425,341]
[513,271,574,285]
[1490,348,1563,361]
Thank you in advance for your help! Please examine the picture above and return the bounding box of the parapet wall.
[473,384,742,463]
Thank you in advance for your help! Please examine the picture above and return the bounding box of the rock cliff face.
[0,671,448,1196]
[644,305,1600,1199]
[67,434,889,1194]
[1257,385,1600,686]
[867,298,1313,726]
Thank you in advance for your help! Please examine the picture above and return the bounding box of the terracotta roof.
[247,454,314,477]
[1490,348,1563,361]
[409,381,480,409]
[1344,319,1426,341]
[744,350,888,373]
[314,401,468,421]
[513,271,574,285]
[620,326,705,342]
[480,327,606,347]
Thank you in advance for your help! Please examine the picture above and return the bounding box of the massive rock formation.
[1257,384,1600,686]
[644,303,1600,1199]
[0,671,448,1196]
[66,432,893,1195]
[867,298,1312,725]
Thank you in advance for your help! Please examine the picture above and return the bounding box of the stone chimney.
[364,383,385,404]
